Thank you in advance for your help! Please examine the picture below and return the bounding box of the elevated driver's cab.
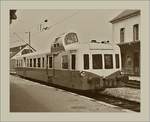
[51,32,79,54]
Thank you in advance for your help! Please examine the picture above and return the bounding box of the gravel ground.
[101,87,140,102]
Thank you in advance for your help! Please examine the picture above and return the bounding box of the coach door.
[71,54,76,88]
[46,54,54,82]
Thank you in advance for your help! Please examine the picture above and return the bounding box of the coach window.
[30,59,32,67]
[71,54,76,70]
[16,60,18,67]
[20,60,22,67]
[49,57,52,68]
[115,54,120,68]
[37,58,41,67]
[104,54,113,69]
[54,44,56,48]
[92,54,102,69]
[83,54,89,70]
[18,60,19,67]
[62,55,68,69]
[33,58,36,67]
[42,57,45,68]
[27,59,29,67]
[19,59,20,67]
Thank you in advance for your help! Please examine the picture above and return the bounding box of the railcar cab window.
[83,54,89,70]
[64,33,78,45]
[37,58,41,67]
[115,54,120,68]
[30,59,32,67]
[62,55,69,69]
[104,54,113,69]
[33,58,36,67]
[92,54,102,69]
[49,57,52,68]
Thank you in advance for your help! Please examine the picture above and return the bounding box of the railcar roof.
[64,41,120,51]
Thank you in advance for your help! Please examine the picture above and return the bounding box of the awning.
[118,41,140,51]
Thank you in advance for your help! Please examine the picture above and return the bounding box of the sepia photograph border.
[1,0,150,122]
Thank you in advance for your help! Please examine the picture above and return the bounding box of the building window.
[33,58,36,67]
[37,58,41,67]
[133,24,139,41]
[42,57,45,68]
[104,54,113,69]
[62,55,68,69]
[49,57,52,68]
[92,54,102,69]
[30,59,32,67]
[115,54,120,68]
[120,28,125,43]
[83,54,89,70]
[71,54,76,70]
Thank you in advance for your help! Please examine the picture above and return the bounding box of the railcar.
[13,32,128,91]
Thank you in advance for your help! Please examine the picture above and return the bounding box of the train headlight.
[121,71,124,75]
[80,71,86,77]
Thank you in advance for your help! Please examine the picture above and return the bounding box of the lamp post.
[40,19,49,32]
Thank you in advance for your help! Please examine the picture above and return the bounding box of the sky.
[10,9,123,51]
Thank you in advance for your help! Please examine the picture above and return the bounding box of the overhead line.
[13,32,36,51]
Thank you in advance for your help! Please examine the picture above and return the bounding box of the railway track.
[13,74,140,112]
[125,80,140,89]
[75,91,140,112]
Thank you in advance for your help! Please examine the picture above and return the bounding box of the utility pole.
[25,32,31,46]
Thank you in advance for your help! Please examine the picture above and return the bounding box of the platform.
[10,75,131,112]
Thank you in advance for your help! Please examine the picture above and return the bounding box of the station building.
[10,44,36,72]
[110,10,140,76]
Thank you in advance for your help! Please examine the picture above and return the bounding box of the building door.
[134,52,140,76]
[121,53,125,71]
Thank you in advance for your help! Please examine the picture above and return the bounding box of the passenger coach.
[14,32,128,91]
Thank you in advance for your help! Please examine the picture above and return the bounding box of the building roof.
[12,49,50,59]
[10,44,36,58]
[110,10,140,23]
[10,44,28,58]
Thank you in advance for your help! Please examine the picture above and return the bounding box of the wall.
[112,15,140,44]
